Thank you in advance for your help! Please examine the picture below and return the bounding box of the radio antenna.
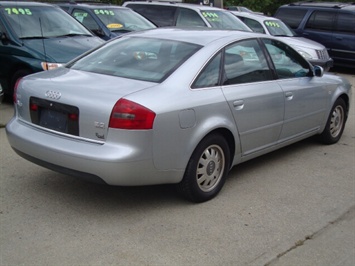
[39,17,48,69]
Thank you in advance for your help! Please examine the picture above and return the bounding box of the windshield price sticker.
[74,12,88,18]
[107,23,123,29]
[94,9,114,16]
[265,21,280,28]
[4,8,32,15]
[202,12,219,18]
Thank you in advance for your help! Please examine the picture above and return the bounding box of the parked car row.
[2,1,352,100]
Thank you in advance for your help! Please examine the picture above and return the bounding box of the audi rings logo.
[45,90,61,100]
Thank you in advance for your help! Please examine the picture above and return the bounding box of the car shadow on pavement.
[21,136,323,211]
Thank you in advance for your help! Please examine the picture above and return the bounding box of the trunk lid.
[17,67,156,141]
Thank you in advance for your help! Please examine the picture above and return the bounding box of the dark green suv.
[0,1,104,97]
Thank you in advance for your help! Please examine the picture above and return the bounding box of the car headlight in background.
[41,62,63,71]
[297,50,313,60]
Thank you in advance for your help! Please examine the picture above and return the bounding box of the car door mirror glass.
[313,65,324,77]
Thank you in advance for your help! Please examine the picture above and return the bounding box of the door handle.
[233,100,244,110]
[285,92,293,100]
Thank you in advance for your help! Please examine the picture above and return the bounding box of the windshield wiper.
[54,33,92,38]
[273,34,293,37]
[19,36,48,39]
[111,29,132,33]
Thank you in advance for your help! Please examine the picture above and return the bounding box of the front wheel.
[177,134,230,203]
[319,98,347,144]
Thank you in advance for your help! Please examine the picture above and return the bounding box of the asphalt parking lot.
[0,69,354,265]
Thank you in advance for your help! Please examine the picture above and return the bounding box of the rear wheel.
[319,98,347,144]
[177,133,230,203]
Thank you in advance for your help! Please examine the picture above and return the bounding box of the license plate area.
[30,97,79,136]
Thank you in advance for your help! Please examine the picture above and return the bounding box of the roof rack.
[289,1,355,9]
[124,1,184,2]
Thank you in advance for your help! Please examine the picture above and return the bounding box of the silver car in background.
[6,28,352,202]
[232,11,334,71]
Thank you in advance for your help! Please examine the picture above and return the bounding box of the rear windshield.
[1,6,92,38]
[69,37,202,83]
[200,10,251,31]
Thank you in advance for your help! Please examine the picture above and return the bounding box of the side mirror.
[92,29,105,37]
[313,65,324,77]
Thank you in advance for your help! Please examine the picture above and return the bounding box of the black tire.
[177,133,230,203]
[319,98,347,144]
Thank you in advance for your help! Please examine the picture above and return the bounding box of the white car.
[232,11,333,70]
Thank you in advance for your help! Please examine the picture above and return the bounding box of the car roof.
[57,2,131,10]
[0,1,54,7]
[124,1,231,11]
[282,1,355,11]
[232,11,280,22]
[123,27,265,46]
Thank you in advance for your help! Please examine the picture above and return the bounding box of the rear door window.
[238,17,264,33]
[275,8,307,29]
[305,10,336,31]
[176,8,206,27]
[72,8,100,32]
[335,12,355,34]
[126,4,176,27]
[222,39,273,85]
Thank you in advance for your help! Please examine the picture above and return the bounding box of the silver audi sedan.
[6,28,352,202]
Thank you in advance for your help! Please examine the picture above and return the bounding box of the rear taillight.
[109,99,156,130]
[13,78,22,103]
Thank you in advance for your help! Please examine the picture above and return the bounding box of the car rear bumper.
[6,117,183,186]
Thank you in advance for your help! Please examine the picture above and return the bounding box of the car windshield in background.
[201,10,251,31]
[264,20,295,37]
[69,37,202,83]
[1,6,92,38]
[75,8,155,33]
